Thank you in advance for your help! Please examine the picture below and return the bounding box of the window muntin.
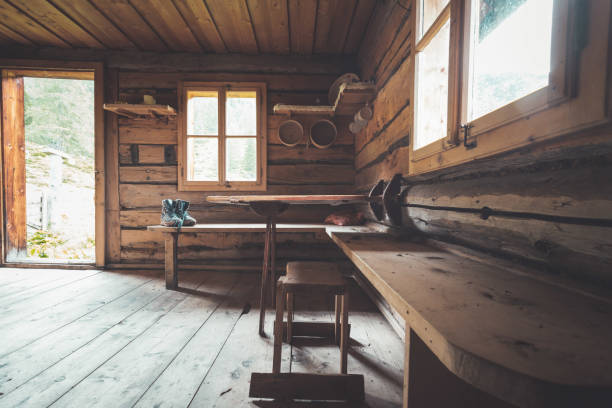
[420,0,450,39]
[180,82,265,190]
[467,0,554,120]
[414,1,451,149]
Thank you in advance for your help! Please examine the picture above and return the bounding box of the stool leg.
[334,294,341,345]
[287,292,294,343]
[272,281,285,374]
[340,291,349,374]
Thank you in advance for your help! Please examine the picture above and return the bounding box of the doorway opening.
[2,70,95,264]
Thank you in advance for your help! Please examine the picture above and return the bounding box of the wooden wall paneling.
[358,0,412,82]
[288,0,316,55]
[88,0,168,52]
[0,23,35,46]
[8,0,103,48]
[119,166,177,184]
[105,68,121,264]
[118,119,177,144]
[408,207,612,285]
[268,144,353,164]
[205,0,259,53]
[1,72,26,258]
[129,0,202,53]
[171,0,227,53]
[118,72,337,91]
[0,0,68,47]
[49,0,137,50]
[119,144,171,164]
[247,0,290,54]
[268,164,353,185]
[354,49,412,154]
[343,0,377,54]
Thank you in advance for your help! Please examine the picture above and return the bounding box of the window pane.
[187,137,218,181]
[226,138,257,181]
[415,19,450,149]
[420,0,449,38]
[469,0,554,120]
[187,90,218,135]
[226,91,257,136]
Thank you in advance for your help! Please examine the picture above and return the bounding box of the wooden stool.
[272,261,350,374]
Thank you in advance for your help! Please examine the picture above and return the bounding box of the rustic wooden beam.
[0,46,356,74]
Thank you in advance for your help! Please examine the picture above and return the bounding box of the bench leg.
[164,232,178,290]
[259,221,272,336]
[340,291,349,374]
[273,281,285,374]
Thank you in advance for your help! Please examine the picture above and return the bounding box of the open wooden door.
[0,61,104,267]
[1,71,26,259]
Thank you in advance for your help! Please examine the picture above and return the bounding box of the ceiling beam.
[0,45,357,74]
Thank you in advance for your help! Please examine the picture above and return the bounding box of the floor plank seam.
[41,290,189,408]
[0,272,158,326]
[0,277,156,360]
[0,289,169,400]
[186,281,257,408]
[0,271,104,308]
[130,277,244,408]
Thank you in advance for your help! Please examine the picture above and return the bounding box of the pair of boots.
[161,199,197,227]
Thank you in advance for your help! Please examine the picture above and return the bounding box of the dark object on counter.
[324,211,365,226]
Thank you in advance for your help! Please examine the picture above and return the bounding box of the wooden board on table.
[328,229,612,407]
[206,194,368,205]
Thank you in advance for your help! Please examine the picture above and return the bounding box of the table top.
[206,194,368,206]
[148,223,330,233]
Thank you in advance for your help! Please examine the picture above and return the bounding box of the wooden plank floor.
[0,268,403,407]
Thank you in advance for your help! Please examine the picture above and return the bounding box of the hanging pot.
[278,119,304,147]
[310,119,337,149]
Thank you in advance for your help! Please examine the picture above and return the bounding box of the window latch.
[460,124,477,149]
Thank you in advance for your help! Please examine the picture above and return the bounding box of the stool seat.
[283,261,345,288]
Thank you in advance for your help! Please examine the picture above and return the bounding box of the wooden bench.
[327,228,612,408]
[147,223,333,289]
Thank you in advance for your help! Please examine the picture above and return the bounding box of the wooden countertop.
[327,229,612,406]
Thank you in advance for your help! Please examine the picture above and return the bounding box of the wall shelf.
[103,103,177,119]
[273,82,375,117]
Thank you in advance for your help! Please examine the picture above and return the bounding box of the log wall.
[104,64,355,267]
[356,0,612,286]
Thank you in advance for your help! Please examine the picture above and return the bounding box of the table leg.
[259,219,272,336]
[164,232,178,289]
[270,221,277,307]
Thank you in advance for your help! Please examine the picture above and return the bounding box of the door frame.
[0,59,105,267]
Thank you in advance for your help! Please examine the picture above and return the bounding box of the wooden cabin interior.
[0,0,611,407]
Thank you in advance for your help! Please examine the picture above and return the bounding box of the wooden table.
[206,195,367,335]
